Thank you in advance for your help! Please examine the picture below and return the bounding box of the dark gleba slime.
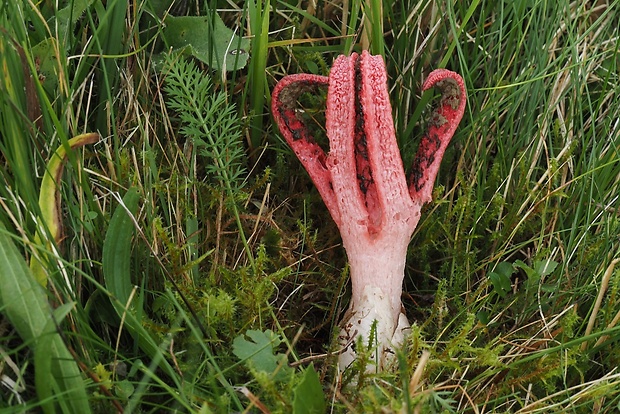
[272,51,466,373]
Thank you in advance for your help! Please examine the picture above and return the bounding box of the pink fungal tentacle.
[270,74,341,224]
[358,52,419,235]
[324,54,369,231]
[409,69,467,204]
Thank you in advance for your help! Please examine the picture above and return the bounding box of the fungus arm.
[409,69,467,204]
[271,74,341,224]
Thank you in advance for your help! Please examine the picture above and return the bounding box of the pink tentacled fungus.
[271,51,466,373]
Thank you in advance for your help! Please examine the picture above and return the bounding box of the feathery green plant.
[162,54,255,271]
[163,56,247,191]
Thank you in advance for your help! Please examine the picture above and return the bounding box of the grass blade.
[248,0,270,151]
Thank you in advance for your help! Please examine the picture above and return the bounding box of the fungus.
[271,51,466,372]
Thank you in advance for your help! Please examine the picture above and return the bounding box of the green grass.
[1,0,620,412]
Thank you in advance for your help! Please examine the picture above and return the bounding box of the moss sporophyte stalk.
[272,51,466,374]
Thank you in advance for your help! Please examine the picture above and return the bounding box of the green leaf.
[495,261,516,278]
[102,188,178,380]
[31,38,60,95]
[533,259,558,277]
[514,259,558,295]
[513,260,536,279]
[489,271,511,298]
[162,14,250,71]
[232,329,292,381]
[102,187,140,306]
[514,259,540,292]
[476,310,490,325]
[116,380,135,399]
[34,302,77,413]
[293,364,325,414]
[0,223,91,414]
[488,261,516,298]
[51,0,93,42]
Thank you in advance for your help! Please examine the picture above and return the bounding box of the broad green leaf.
[232,329,292,381]
[489,272,511,298]
[514,260,541,294]
[34,302,78,413]
[495,261,516,278]
[0,223,91,413]
[102,187,140,306]
[116,380,135,400]
[162,14,250,71]
[102,188,178,380]
[51,0,93,42]
[533,259,558,277]
[514,259,558,295]
[293,364,325,414]
[514,260,537,279]
[31,38,60,95]
[477,310,490,325]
